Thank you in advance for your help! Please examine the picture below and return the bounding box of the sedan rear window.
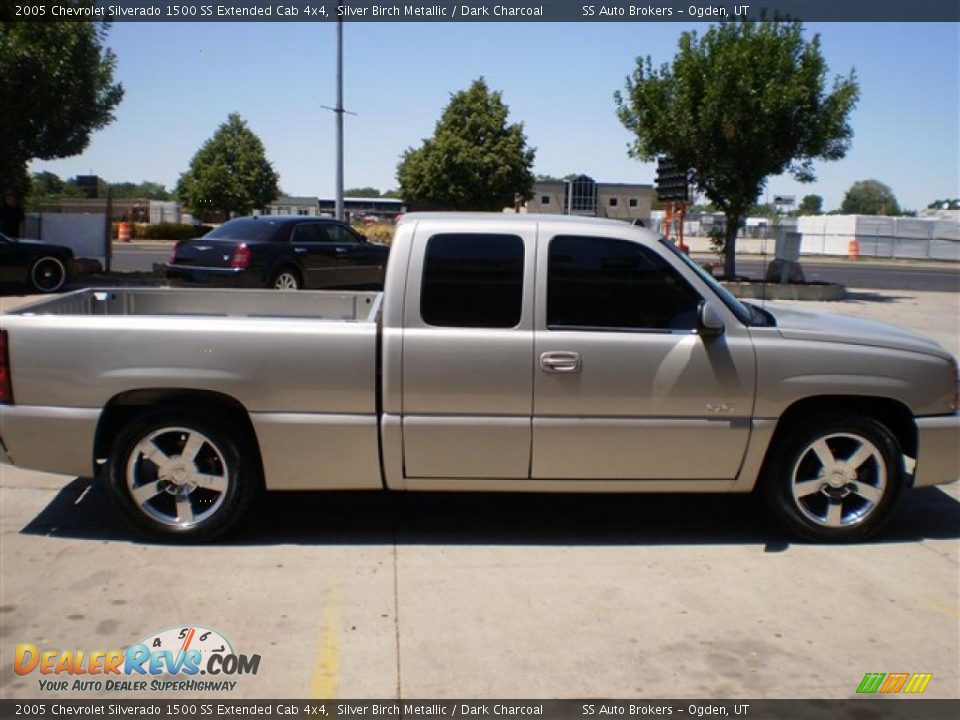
[204,219,279,242]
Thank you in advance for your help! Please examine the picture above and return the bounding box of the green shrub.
[355,223,395,245]
[138,223,213,241]
[113,222,212,240]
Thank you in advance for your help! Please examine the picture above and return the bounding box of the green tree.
[615,21,859,276]
[797,194,824,215]
[109,181,172,200]
[0,11,123,195]
[840,180,901,216]
[397,78,535,210]
[344,187,382,198]
[175,113,279,220]
[926,198,960,210]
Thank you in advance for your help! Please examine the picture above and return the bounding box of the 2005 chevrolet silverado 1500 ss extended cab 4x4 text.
[1,214,957,542]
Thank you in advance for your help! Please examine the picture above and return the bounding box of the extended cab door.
[531,232,756,482]
[400,221,536,479]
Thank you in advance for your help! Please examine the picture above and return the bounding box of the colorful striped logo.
[857,672,933,694]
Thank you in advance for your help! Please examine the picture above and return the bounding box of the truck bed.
[1,287,385,488]
[8,287,383,322]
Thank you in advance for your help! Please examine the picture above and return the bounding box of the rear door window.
[290,223,327,244]
[421,233,524,328]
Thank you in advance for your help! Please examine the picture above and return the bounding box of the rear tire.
[106,409,260,542]
[269,268,301,290]
[762,414,905,542]
[30,255,67,293]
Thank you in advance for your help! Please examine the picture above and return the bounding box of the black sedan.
[165,216,390,290]
[0,232,74,293]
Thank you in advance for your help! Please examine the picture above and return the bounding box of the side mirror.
[698,301,725,337]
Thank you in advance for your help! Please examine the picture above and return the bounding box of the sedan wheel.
[30,256,67,293]
[271,270,301,290]
[763,415,904,542]
[107,410,260,542]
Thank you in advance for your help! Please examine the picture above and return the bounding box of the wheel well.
[761,395,917,475]
[93,390,264,477]
[269,264,302,283]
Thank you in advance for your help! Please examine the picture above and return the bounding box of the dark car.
[0,232,74,293]
[165,216,390,290]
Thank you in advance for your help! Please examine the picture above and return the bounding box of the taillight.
[0,330,13,405]
[231,244,251,269]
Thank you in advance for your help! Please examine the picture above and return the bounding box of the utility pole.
[335,19,344,222]
[323,21,356,221]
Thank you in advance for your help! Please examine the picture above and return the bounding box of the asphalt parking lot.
[1,288,958,701]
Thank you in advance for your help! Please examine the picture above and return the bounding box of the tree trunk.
[723,212,741,279]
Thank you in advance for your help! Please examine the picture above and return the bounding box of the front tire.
[30,255,67,293]
[762,415,905,542]
[106,410,260,542]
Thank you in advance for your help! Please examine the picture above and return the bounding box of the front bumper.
[914,413,960,487]
[164,264,262,288]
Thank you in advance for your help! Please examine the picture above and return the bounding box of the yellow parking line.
[309,590,340,699]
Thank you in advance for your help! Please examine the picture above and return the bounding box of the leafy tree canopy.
[840,180,900,216]
[27,171,172,207]
[615,21,858,275]
[927,198,960,210]
[344,187,383,198]
[0,11,123,195]
[175,113,279,220]
[397,78,535,211]
[110,181,172,200]
[797,194,824,215]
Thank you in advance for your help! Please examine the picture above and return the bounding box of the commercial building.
[524,175,653,224]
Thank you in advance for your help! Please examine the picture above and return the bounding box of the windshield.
[657,238,756,326]
[204,218,279,242]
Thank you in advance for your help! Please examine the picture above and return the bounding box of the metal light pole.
[323,21,355,221]
[335,19,344,222]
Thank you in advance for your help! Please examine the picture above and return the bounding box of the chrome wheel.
[790,432,886,528]
[273,271,300,290]
[31,256,67,292]
[125,427,230,529]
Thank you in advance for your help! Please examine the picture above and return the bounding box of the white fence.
[149,201,181,224]
[25,212,109,263]
[798,215,960,261]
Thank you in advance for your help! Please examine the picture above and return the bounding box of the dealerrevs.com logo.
[14,625,261,693]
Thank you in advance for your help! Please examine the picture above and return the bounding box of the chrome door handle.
[335,247,348,254]
[539,351,581,373]
[294,247,308,253]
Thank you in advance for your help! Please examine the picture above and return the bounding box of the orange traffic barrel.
[118,222,132,243]
[848,238,859,260]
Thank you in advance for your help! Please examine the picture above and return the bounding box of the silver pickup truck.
[1,213,957,542]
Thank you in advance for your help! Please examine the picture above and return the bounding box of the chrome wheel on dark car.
[30,256,67,293]
[271,269,301,290]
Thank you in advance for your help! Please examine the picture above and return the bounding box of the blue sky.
[32,21,960,212]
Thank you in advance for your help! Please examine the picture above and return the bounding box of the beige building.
[525,175,653,224]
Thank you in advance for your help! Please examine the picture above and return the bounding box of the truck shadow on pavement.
[20,477,960,548]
